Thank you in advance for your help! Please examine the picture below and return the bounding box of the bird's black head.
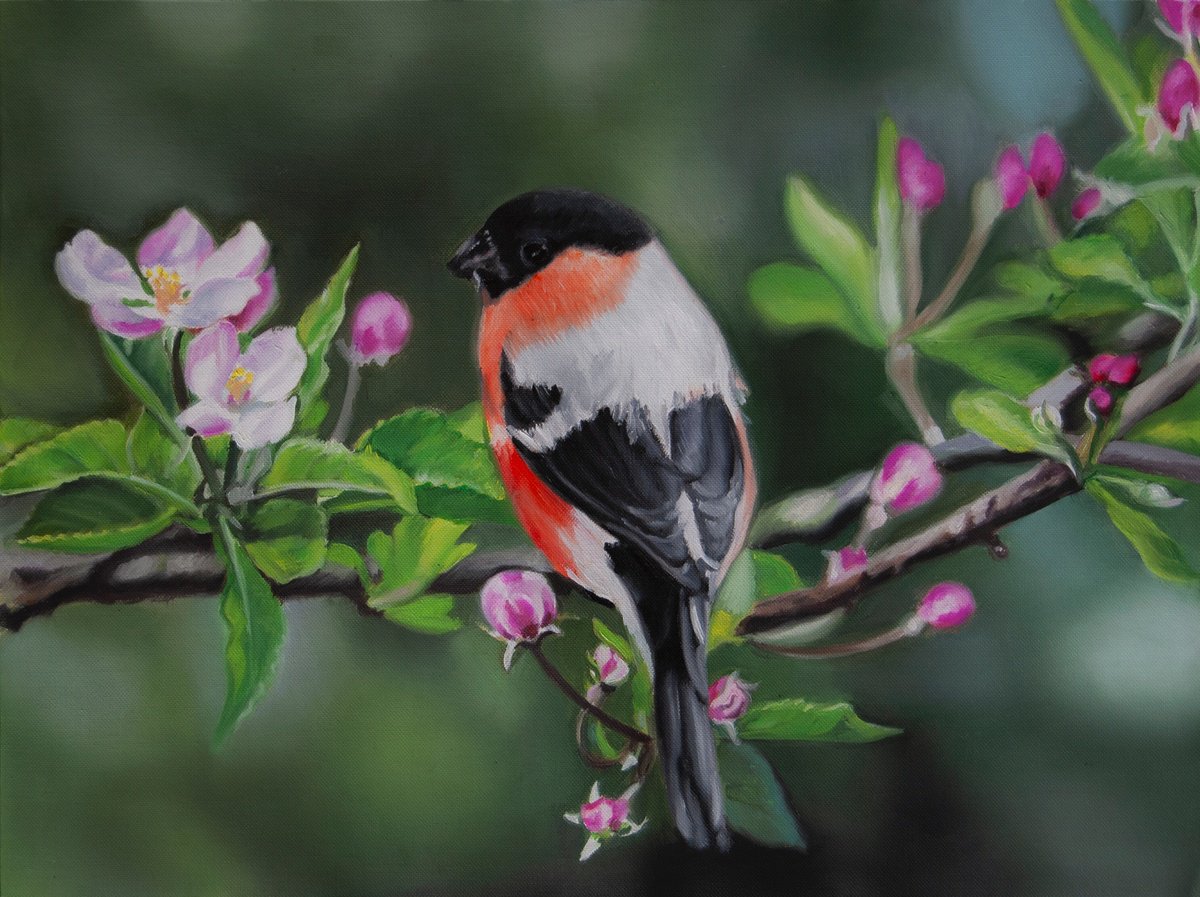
[447,188,653,300]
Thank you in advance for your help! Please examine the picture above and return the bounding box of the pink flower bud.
[1028,133,1066,199]
[349,292,412,367]
[995,145,1029,210]
[825,546,868,585]
[708,672,754,724]
[1159,0,1200,36]
[481,570,558,643]
[871,442,943,515]
[579,795,631,834]
[1106,354,1141,386]
[917,582,976,630]
[592,644,630,687]
[896,137,946,212]
[1072,187,1103,221]
[1158,59,1200,136]
[1089,386,1115,416]
[1089,353,1117,383]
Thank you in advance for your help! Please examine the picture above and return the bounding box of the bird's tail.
[652,589,732,851]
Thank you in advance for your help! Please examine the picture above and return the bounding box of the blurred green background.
[3,2,1200,895]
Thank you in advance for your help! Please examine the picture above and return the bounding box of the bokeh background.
[3,2,1200,895]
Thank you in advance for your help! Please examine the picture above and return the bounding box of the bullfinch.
[448,188,755,851]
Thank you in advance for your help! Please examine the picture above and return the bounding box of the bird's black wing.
[507,385,744,595]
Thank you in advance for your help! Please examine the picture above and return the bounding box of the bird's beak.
[447,231,498,279]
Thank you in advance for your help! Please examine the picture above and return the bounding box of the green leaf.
[213,520,287,746]
[365,516,476,607]
[711,550,803,650]
[915,327,1071,397]
[295,245,359,431]
[1049,285,1144,324]
[784,175,882,343]
[243,499,329,583]
[444,402,489,443]
[873,115,904,332]
[992,260,1067,301]
[326,542,371,588]
[1124,385,1200,454]
[0,419,128,494]
[1085,480,1199,582]
[1094,136,1190,187]
[951,389,1058,455]
[15,480,175,552]
[259,438,418,512]
[738,698,901,743]
[1049,235,1152,295]
[0,418,60,466]
[98,332,182,441]
[717,739,806,850]
[1054,0,1144,136]
[747,263,880,346]
[1089,473,1185,509]
[383,594,461,634]
[127,411,201,497]
[919,293,1050,342]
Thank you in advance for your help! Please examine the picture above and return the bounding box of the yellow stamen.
[225,366,254,404]
[145,265,186,314]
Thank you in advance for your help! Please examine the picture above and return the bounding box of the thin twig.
[526,640,652,745]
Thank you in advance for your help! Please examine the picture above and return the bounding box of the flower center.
[225,366,255,404]
[145,266,187,314]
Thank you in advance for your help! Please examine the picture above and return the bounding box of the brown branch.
[527,640,652,745]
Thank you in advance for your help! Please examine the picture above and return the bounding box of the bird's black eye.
[520,240,550,267]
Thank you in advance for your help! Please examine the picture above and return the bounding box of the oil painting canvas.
[2,3,1199,896]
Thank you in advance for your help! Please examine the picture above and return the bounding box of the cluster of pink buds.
[1087,353,1141,416]
[896,137,946,213]
[1141,5,1200,149]
[864,442,944,532]
[708,671,755,741]
[480,570,560,669]
[994,133,1066,210]
[916,582,976,630]
[564,782,644,861]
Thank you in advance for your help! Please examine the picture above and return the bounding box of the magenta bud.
[481,570,558,645]
[1106,354,1141,387]
[1072,187,1103,221]
[871,442,944,515]
[995,145,1029,210]
[917,582,976,630]
[349,292,412,367]
[1159,0,1200,36]
[896,137,946,212]
[1089,353,1117,384]
[592,644,630,687]
[1028,133,1066,199]
[580,795,631,834]
[1089,386,1115,416]
[1159,59,1200,136]
[825,546,868,585]
[708,672,754,726]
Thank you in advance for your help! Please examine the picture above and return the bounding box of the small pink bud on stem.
[592,644,631,688]
[1028,133,1066,199]
[564,782,644,861]
[480,570,560,669]
[1072,187,1102,221]
[995,146,1029,210]
[349,292,412,367]
[825,546,868,585]
[708,671,755,742]
[916,582,976,630]
[1158,59,1200,138]
[897,137,946,213]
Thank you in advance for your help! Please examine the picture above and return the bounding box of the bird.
[448,188,756,850]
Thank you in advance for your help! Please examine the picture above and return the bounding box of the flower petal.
[55,230,144,307]
[90,305,164,339]
[232,397,296,449]
[228,267,277,332]
[185,321,240,401]
[239,326,306,401]
[167,277,260,329]
[177,401,236,438]
[579,837,602,862]
[138,208,215,273]
[197,221,269,282]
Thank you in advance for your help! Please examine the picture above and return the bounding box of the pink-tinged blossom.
[1089,386,1115,416]
[917,582,976,630]
[176,320,304,449]
[1159,0,1200,36]
[1028,133,1066,199]
[896,137,946,212]
[592,644,630,687]
[564,782,644,861]
[708,671,754,741]
[995,146,1029,210]
[1106,354,1141,386]
[349,292,413,366]
[1072,187,1103,221]
[55,208,272,337]
[871,442,943,515]
[1158,59,1200,137]
[480,569,559,669]
[825,546,868,585]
